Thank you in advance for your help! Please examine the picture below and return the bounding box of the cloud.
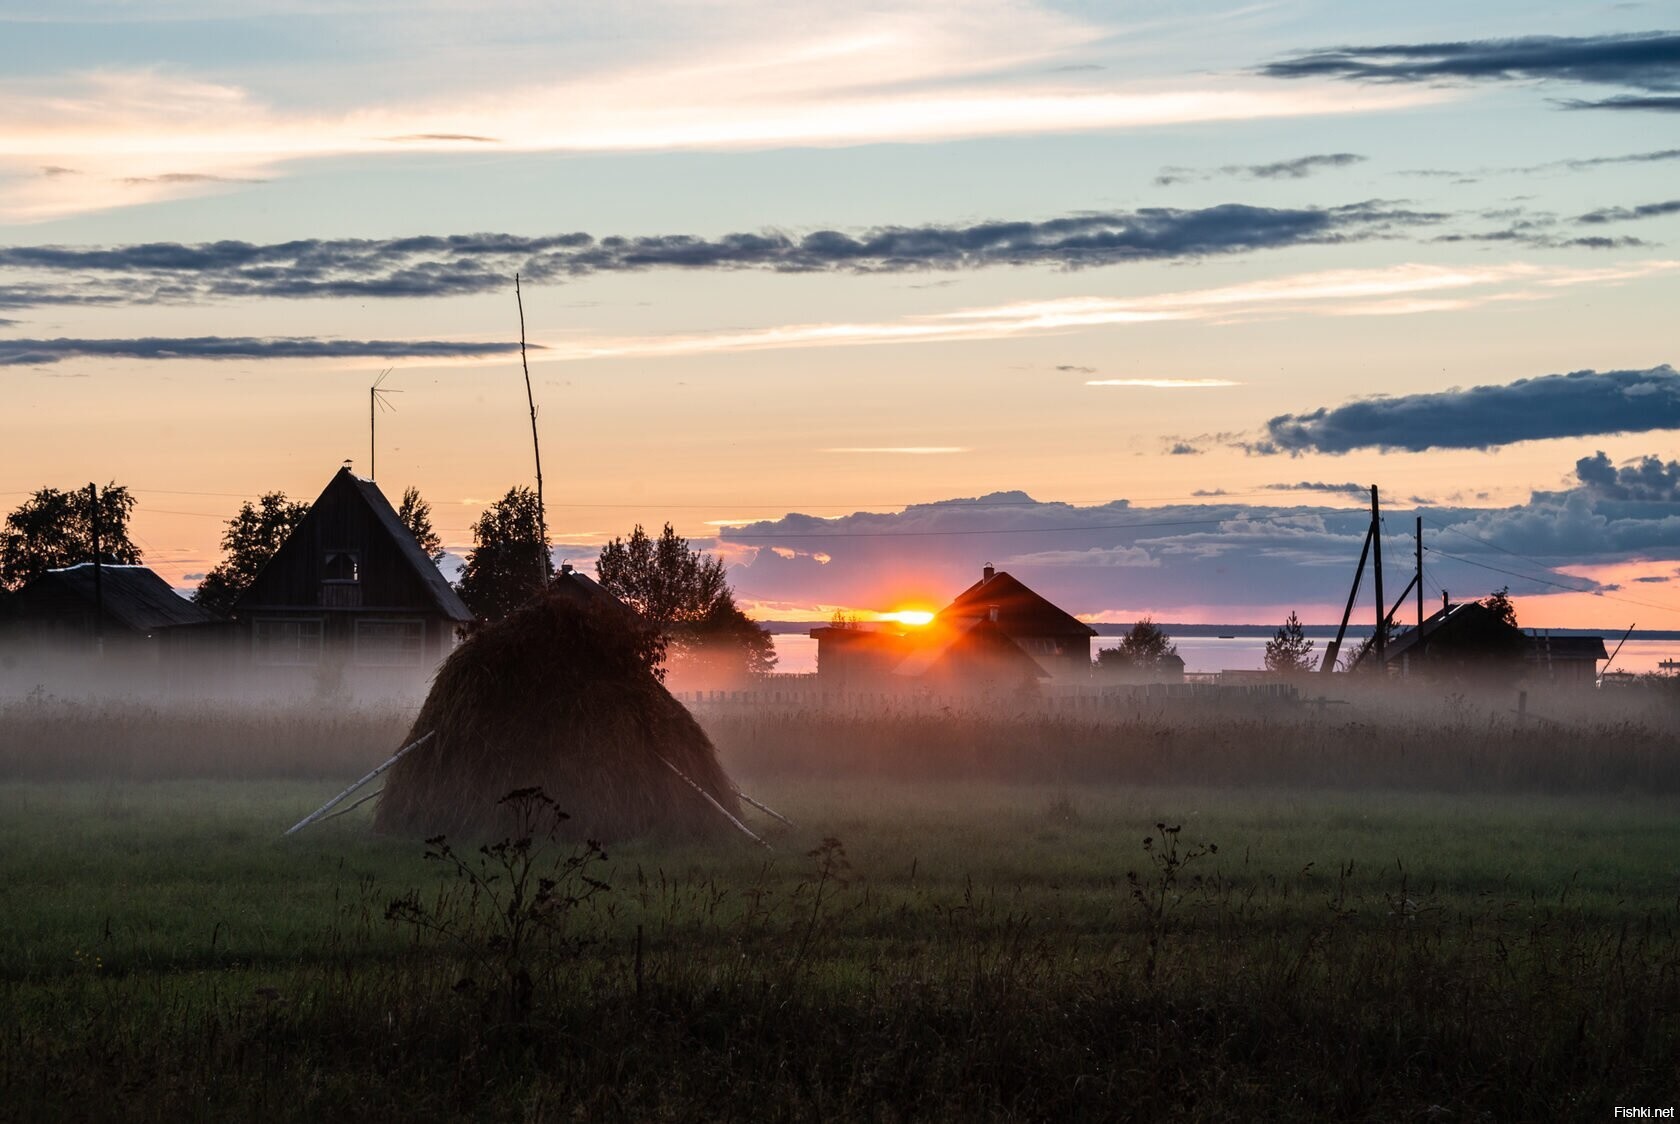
[1258,365,1680,454]
[1260,32,1680,99]
[1573,450,1680,501]
[1559,94,1680,111]
[1087,378,1242,388]
[381,133,501,143]
[0,203,1447,308]
[709,461,1680,620]
[1168,442,1201,455]
[119,173,265,186]
[0,336,527,366]
[1055,364,1096,374]
[1262,481,1369,498]
[1576,199,1680,223]
[1155,152,1365,185]
[0,16,1438,222]
[538,260,1680,362]
[821,447,969,454]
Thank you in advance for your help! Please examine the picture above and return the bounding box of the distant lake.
[767,633,1680,677]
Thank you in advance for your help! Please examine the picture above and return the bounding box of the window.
[253,618,323,666]
[354,619,426,666]
[322,551,359,582]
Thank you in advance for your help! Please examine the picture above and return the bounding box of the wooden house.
[934,565,1097,677]
[3,563,221,654]
[231,467,472,672]
[1363,601,1606,685]
[809,565,1095,691]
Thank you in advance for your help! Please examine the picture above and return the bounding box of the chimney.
[1442,590,1449,610]
[561,562,575,575]
[982,563,995,581]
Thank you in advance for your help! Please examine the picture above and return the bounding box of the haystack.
[374,591,743,841]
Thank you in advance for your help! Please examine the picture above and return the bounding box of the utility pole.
[88,482,104,657]
[1370,485,1385,661]
[1415,515,1424,629]
[369,369,398,482]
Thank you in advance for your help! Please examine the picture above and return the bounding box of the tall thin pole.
[1415,515,1424,629]
[515,274,548,581]
[1370,485,1385,662]
[88,482,104,657]
[370,384,376,481]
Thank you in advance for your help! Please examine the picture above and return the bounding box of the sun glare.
[879,609,936,626]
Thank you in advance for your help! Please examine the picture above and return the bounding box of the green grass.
[3,778,1679,1121]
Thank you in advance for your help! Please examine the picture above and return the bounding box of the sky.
[3,0,1680,630]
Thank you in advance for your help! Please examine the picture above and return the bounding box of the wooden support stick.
[733,787,794,827]
[284,731,435,837]
[655,754,771,849]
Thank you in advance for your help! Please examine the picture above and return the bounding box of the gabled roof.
[236,467,472,622]
[892,617,1051,679]
[30,564,220,632]
[549,565,638,622]
[937,569,1097,638]
[344,472,473,622]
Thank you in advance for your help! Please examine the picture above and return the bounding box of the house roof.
[1365,603,1606,667]
[346,472,473,622]
[892,617,1051,679]
[548,565,638,622]
[30,564,221,632]
[236,467,472,622]
[937,569,1097,638]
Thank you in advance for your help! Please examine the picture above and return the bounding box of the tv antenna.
[369,368,401,481]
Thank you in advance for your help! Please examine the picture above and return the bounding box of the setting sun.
[877,609,936,626]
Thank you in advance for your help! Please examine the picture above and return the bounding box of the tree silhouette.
[1265,611,1318,672]
[194,492,311,617]
[0,483,141,591]
[456,486,552,623]
[1097,617,1179,672]
[597,523,775,679]
[397,486,445,565]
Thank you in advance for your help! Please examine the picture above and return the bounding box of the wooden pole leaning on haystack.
[654,753,771,849]
[733,788,794,827]
[284,731,436,837]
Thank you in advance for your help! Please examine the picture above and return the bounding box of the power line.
[1425,546,1680,617]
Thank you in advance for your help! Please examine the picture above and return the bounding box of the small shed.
[232,467,472,673]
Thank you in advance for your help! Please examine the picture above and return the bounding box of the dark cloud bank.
[1261,31,1680,109]
[0,336,525,367]
[0,203,1443,308]
[714,450,1680,618]
[1256,366,1680,455]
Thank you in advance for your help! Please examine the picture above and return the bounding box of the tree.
[1265,611,1318,672]
[1483,586,1518,630]
[397,486,445,565]
[596,523,776,679]
[0,483,141,591]
[456,486,552,623]
[194,492,311,617]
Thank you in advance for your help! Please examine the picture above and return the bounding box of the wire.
[1425,546,1680,617]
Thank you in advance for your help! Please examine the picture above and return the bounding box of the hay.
[374,591,743,841]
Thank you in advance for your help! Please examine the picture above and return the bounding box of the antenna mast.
[369,369,399,481]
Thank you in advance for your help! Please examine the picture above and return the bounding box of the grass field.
[3,757,1679,1121]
